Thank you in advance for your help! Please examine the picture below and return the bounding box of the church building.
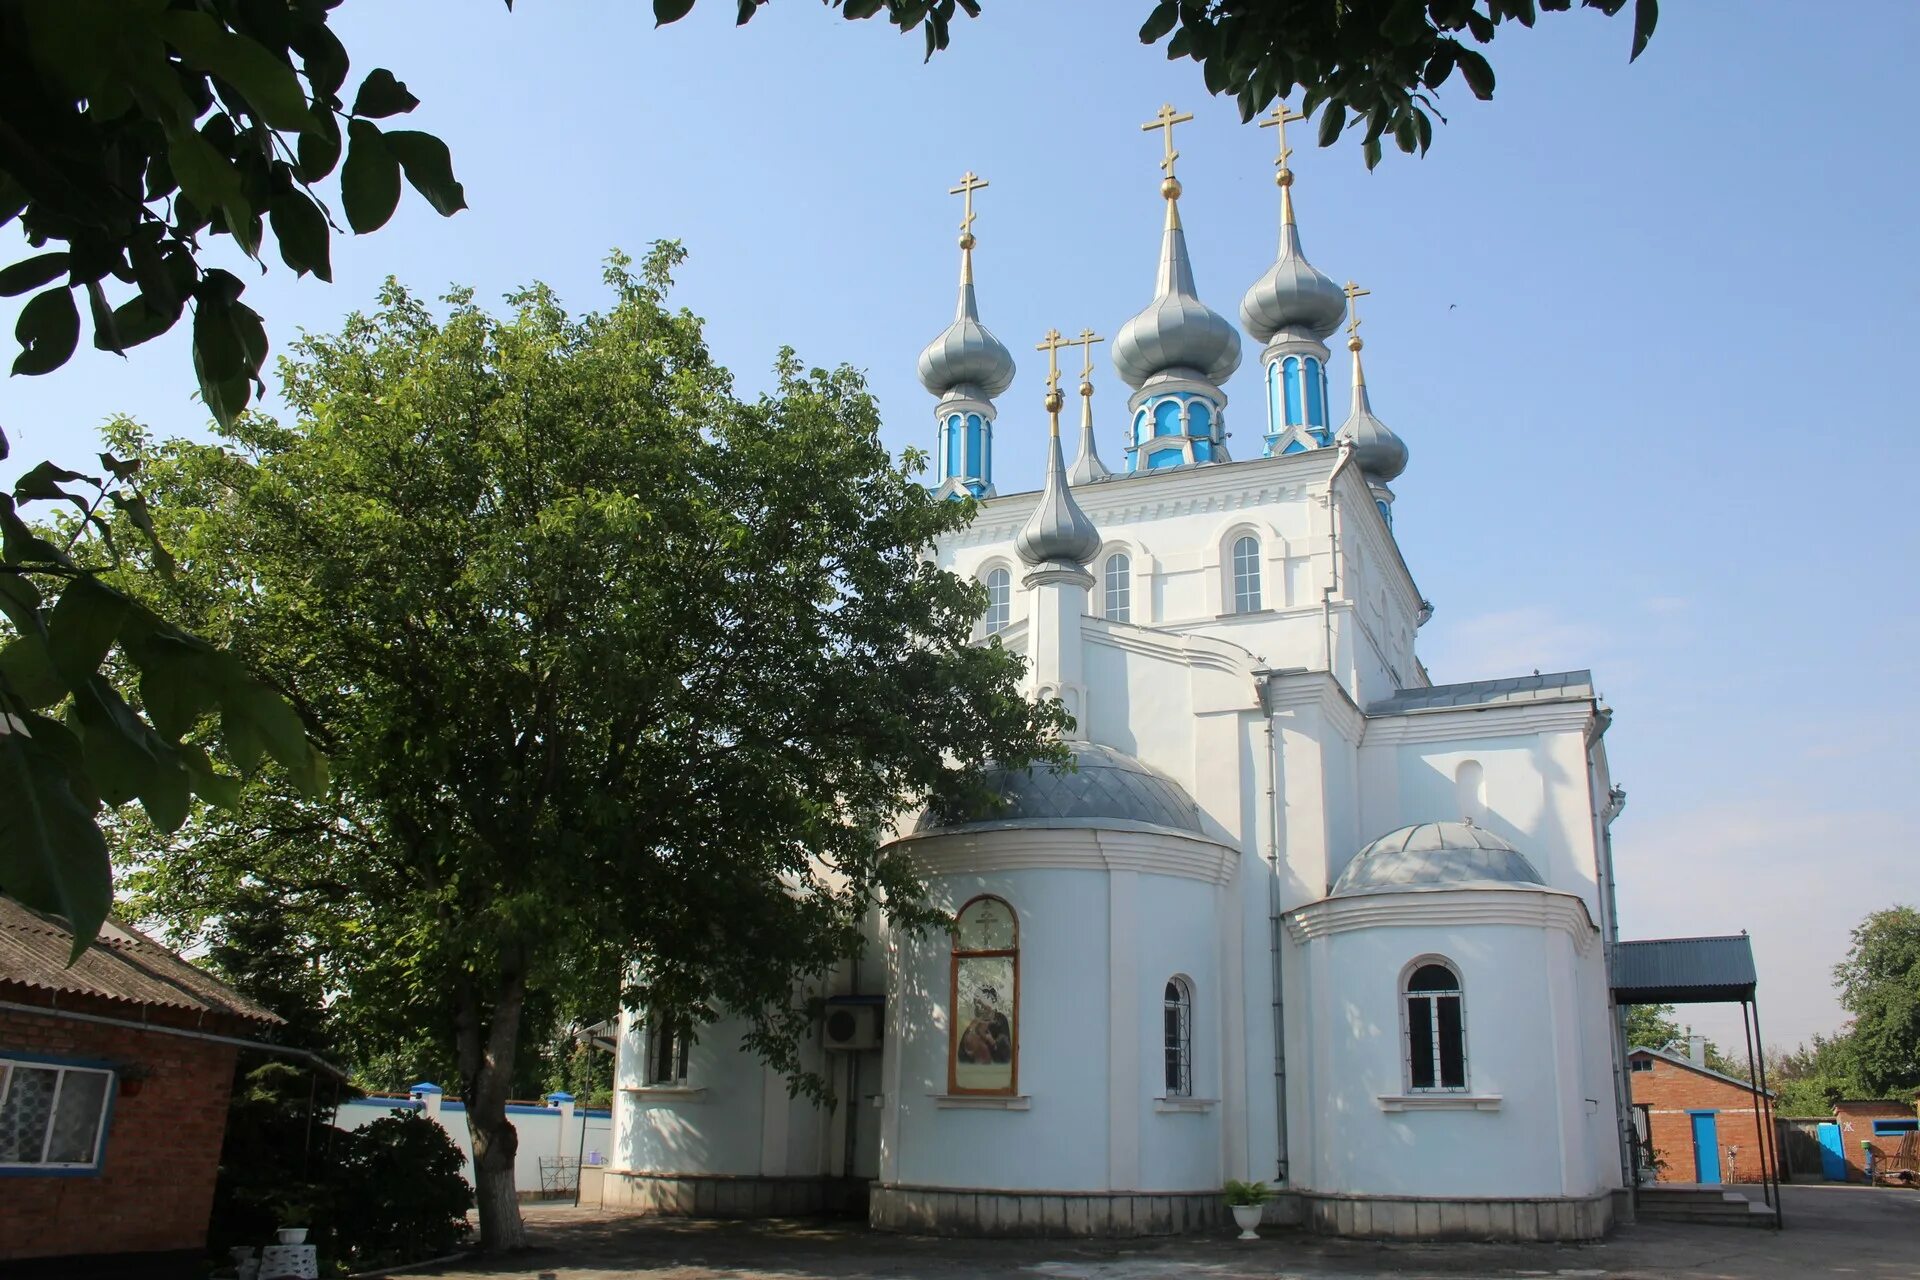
[608,104,1634,1242]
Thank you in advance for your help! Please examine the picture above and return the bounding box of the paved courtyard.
[404,1185,1919,1280]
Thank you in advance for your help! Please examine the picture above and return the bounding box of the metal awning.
[1613,934,1757,1005]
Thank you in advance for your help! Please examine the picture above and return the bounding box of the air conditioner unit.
[822,999,883,1052]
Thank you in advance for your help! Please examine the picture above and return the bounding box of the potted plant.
[273,1198,314,1246]
[1223,1179,1271,1240]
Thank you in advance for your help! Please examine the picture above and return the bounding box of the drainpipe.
[1261,700,1289,1184]
[1321,443,1357,693]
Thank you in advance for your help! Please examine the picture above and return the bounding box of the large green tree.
[1834,905,1920,1098]
[108,244,1064,1248]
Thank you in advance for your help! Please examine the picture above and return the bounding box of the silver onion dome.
[909,742,1204,836]
[1112,198,1242,389]
[1335,341,1408,482]
[1241,197,1346,343]
[917,251,1015,400]
[1016,394,1101,569]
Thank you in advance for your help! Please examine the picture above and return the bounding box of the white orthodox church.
[607,106,1634,1241]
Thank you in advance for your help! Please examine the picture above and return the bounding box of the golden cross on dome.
[1036,328,1071,395]
[1260,101,1306,170]
[1065,329,1104,384]
[949,171,988,239]
[1344,281,1371,343]
[1142,104,1194,180]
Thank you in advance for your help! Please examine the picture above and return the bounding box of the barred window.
[1103,553,1131,623]
[1232,536,1262,613]
[1405,961,1467,1091]
[984,568,1011,635]
[0,1058,113,1170]
[1163,978,1193,1097]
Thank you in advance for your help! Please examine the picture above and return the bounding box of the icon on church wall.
[950,896,1018,1094]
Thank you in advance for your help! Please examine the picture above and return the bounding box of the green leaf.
[1630,0,1658,60]
[131,635,215,740]
[168,130,245,217]
[0,572,42,632]
[110,492,176,578]
[0,634,68,709]
[341,120,402,234]
[13,287,80,376]
[0,722,113,963]
[178,741,242,809]
[270,189,334,281]
[297,114,343,183]
[1457,47,1496,99]
[193,286,249,428]
[351,68,420,119]
[219,693,265,774]
[96,296,176,352]
[1138,0,1177,44]
[241,682,312,774]
[654,0,696,22]
[45,575,132,687]
[1317,102,1346,148]
[0,253,70,298]
[13,460,97,515]
[384,131,467,218]
[162,10,317,132]
[0,494,70,565]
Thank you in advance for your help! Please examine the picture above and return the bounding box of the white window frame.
[643,1020,690,1088]
[0,1057,115,1173]
[1401,958,1468,1094]
[1231,535,1263,613]
[983,567,1012,635]
[1162,977,1193,1098]
[1103,552,1131,623]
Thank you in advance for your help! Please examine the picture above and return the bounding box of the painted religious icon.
[950,896,1017,1093]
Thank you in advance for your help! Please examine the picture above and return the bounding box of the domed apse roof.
[911,742,1204,836]
[1330,821,1544,896]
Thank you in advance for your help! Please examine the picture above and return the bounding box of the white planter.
[276,1228,308,1245]
[1230,1203,1264,1240]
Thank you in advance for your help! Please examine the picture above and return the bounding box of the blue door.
[1691,1111,1722,1184]
[1818,1121,1847,1181]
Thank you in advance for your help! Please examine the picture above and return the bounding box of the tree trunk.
[457,957,530,1251]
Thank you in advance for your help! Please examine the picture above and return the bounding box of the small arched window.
[1163,977,1193,1097]
[950,896,1018,1095]
[1405,960,1467,1092]
[1304,356,1326,426]
[1232,536,1263,613]
[984,567,1011,635]
[1282,356,1304,425]
[1455,760,1486,826]
[1103,553,1131,623]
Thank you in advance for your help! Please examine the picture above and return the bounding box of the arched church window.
[1163,977,1193,1097]
[984,567,1011,635]
[1305,356,1326,426]
[1455,760,1487,826]
[1404,960,1467,1091]
[644,1015,690,1087]
[1282,356,1304,426]
[1104,553,1131,623]
[950,896,1018,1096]
[1232,536,1263,613]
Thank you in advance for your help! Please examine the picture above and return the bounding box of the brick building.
[0,897,280,1278]
[1628,1045,1773,1185]
[1834,1098,1919,1183]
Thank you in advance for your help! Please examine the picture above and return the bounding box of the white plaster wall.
[1293,917,1604,1199]
[885,867,1111,1191]
[614,1009,770,1176]
[1131,874,1226,1190]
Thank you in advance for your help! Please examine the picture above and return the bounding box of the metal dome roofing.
[1330,821,1545,896]
[911,742,1205,837]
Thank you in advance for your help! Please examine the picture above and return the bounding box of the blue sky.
[5,1,1915,1051]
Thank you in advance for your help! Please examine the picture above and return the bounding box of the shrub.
[329,1111,474,1267]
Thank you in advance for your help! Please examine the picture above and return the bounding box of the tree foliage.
[109,244,1065,1248]
[685,0,1659,168]
[1,0,462,412]
[1834,905,1920,1097]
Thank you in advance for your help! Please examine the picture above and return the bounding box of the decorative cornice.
[1361,700,1595,747]
[1260,669,1365,743]
[1085,616,1265,683]
[897,825,1240,886]
[1285,886,1597,952]
[1376,1093,1502,1113]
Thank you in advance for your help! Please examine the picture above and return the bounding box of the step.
[1636,1187,1778,1227]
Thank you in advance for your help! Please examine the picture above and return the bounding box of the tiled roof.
[1368,669,1595,716]
[0,897,280,1024]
